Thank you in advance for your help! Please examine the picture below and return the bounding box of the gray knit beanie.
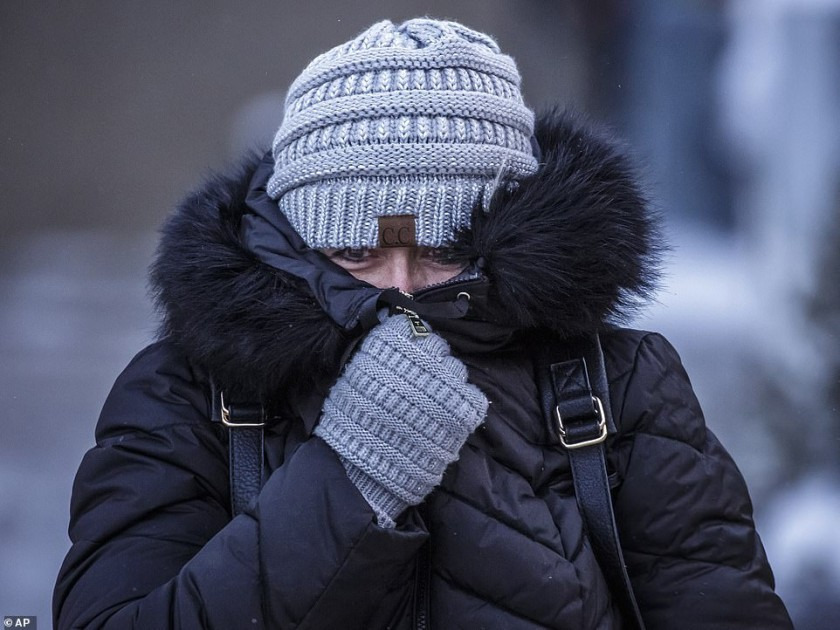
[267,18,539,249]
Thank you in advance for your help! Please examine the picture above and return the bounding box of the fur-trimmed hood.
[150,109,664,401]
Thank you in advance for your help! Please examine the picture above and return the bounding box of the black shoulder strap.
[210,380,266,517]
[536,333,646,630]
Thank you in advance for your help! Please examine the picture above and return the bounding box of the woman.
[54,18,792,629]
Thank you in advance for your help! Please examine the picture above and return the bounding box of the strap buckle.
[219,392,266,428]
[555,395,607,449]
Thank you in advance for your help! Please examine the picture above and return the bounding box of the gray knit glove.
[314,314,488,527]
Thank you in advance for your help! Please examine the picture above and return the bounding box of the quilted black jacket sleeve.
[603,331,793,629]
[52,341,427,629]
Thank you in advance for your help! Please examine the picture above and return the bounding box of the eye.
[420,247,466,266]
[331,248,372,263]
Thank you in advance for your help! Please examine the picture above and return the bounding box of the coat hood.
[150,109,664,401]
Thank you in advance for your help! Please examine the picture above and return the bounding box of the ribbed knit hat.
[267,18,539,249]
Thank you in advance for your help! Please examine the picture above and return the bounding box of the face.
[321,246,467,294]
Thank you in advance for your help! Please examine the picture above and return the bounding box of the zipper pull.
[393,305,430,338]
[388,290,430,337]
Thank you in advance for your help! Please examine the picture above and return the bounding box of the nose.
[384,251,418,294]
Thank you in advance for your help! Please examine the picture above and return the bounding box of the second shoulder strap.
[536,333,645,630]
[210,379,266,517]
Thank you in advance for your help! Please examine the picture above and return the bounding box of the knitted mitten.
[314,314,488,527]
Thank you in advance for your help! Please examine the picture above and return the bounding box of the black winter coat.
[54,112,793,629]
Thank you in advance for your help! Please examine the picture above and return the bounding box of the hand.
[314,313,488,526]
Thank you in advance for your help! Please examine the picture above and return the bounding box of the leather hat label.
[378,215,416,248]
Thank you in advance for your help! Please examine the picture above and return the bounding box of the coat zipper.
[412,270,482,297]
[413,503,432,630]
[413,538,432,630]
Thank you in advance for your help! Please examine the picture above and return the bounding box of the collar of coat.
[150,109,665,401]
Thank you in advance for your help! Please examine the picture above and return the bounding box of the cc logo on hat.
[378,215,417,247]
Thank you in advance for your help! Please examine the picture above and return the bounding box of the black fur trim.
[149,155,348,401]
[453,108,665,336]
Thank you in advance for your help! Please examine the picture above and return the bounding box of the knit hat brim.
[278,174,498,248]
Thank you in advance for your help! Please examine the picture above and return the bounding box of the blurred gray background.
[2,1,839,628]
